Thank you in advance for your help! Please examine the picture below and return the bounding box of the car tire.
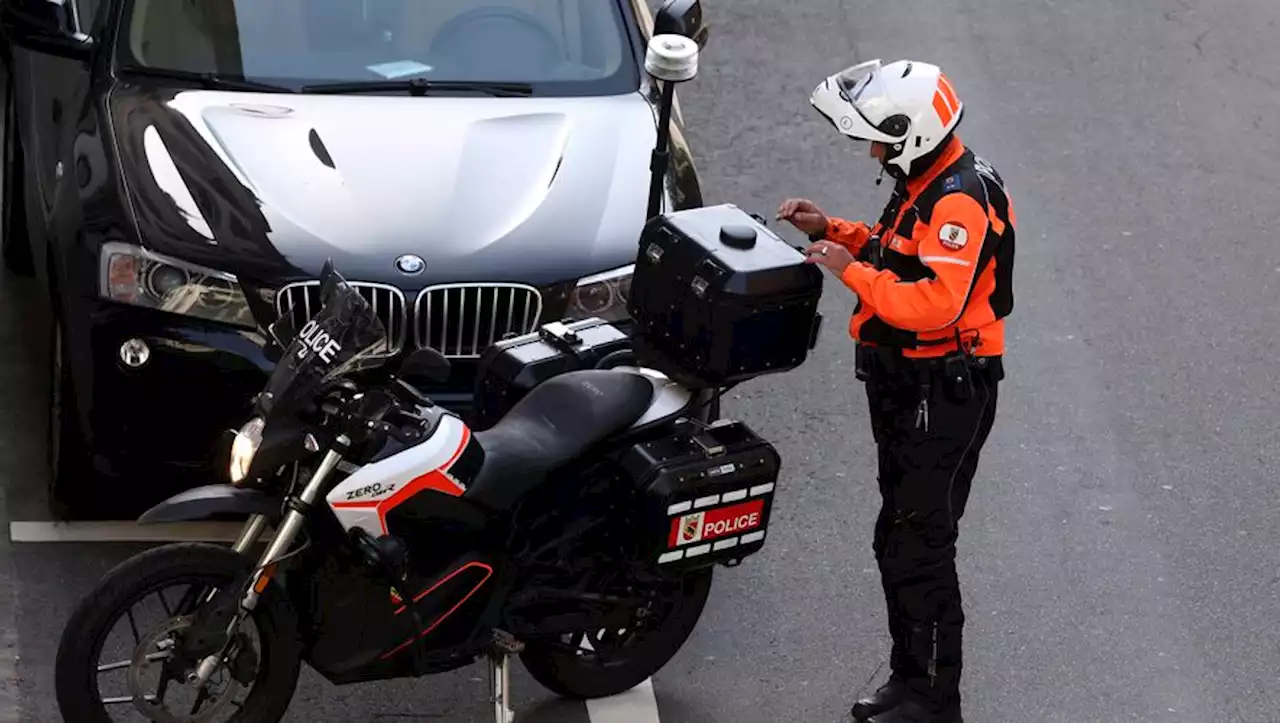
[47,316,101,520]
[1,82,34,278]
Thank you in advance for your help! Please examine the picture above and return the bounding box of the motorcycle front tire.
[519,565,713,699]
[54,542,303,723]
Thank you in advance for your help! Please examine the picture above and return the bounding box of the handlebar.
[315,373,434,447]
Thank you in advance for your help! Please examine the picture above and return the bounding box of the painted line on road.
[585,678,662,723]
[8,521,272,543]
[0,511,21,721]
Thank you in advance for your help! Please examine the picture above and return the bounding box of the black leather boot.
[865,698,961,723]
[850,676,910,721]
[864,623,962,723]
[856,572,910,721]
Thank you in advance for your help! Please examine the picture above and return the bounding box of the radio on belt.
[614,416,780,571]
[626,203,825,390]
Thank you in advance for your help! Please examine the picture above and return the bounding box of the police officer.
[777,59,1015,723]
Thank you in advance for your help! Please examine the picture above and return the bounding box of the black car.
[0,0,709,519]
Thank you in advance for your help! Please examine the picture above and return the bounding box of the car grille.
[275,281,409,354]
[272,281,543,360]
[414,283,543,358]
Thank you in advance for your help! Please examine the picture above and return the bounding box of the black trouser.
[860,346,1001,712]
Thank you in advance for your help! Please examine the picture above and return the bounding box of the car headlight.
[99,242,256,329]
[229,417,265,484]
[569,264,633,322]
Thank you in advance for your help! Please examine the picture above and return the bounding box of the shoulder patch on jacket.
[943,173,962,192]
[938,222,968,250]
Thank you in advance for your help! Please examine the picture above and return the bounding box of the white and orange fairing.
[326,413,473,537]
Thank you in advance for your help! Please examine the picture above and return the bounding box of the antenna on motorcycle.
[644,0,706,221]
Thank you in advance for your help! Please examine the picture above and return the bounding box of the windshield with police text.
[257,273,389,421]
[115,0,638,96]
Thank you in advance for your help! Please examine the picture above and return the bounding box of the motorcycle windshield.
[257,269,390,420]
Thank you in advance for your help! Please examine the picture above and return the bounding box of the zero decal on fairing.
[327,414,476,537]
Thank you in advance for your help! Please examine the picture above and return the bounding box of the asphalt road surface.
[4,0,1280,721]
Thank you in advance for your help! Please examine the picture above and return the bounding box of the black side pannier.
[617,417,781,571]
[469,318,631,431]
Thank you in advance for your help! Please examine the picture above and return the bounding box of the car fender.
[137,484,281,524]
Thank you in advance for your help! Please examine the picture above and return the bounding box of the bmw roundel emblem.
[395,254,425,274]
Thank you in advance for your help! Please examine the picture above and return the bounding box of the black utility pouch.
[855,346,874,381]
[943,352,973,401]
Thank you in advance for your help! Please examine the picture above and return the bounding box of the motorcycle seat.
[465,369,656,510]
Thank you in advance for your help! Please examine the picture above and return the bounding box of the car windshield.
[115,0,638,96]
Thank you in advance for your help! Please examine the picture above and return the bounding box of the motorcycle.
[53,6,825,722]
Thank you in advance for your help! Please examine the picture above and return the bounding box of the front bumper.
[68,298,275,489]
[65,296,637,492]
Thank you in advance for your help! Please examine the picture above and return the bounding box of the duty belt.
[854,343,1003,383]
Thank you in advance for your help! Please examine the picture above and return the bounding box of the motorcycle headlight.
[229,417,265,484]
[99,242,257,329]
[569,264,633,322]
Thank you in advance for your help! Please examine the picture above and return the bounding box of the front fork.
[197,436,524,723]
[188,437,349,688]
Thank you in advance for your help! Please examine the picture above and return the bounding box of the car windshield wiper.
[117,65,296,93]
[299,78,533,97]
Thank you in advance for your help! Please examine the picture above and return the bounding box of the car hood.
[107,84,659,287]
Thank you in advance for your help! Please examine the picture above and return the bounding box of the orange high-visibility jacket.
[821,136,1016,359]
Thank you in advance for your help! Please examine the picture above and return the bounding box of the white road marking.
[585,678,662,723]
[9,521,272,544]
[0,499,21,721]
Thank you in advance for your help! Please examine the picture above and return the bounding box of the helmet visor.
[833,60,899,133]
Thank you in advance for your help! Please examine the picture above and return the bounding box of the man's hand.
[777,198,829,237]
[803,240,855,276]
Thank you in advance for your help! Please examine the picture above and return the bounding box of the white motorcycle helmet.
[810,59,963,177]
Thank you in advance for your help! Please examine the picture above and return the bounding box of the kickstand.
[488,630,524,723]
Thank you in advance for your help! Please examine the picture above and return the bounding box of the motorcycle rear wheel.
[519,565,713,699]
[54,542,303,723]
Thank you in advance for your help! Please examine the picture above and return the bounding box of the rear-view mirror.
[263,314,297,363]
[398,347,452,384]
[654,0,709,48]
[0,0,95,61]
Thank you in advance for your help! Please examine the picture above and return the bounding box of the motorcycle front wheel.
[519,565,714,699]
[54,542,303,723]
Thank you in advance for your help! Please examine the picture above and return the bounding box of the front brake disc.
[127,616,246,723]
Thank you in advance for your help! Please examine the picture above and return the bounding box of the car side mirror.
[0,0,95,61]
[262,315,297,364]
[654,0,708,49]
[397,347,451,384]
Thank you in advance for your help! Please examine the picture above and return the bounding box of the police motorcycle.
[53,4,826,722]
